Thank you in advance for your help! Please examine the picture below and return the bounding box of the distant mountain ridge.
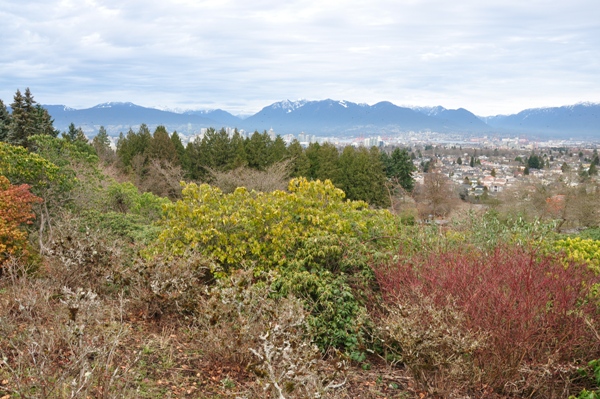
[481,103,600,137]
[41,99,600,139]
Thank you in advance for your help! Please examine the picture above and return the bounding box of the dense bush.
[154,177,397,273]
[556,236,600,273]
[374,245,600,397]
[272,235,372,352]
[0,176,42,265]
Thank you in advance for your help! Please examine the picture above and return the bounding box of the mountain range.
[42,100,600,140]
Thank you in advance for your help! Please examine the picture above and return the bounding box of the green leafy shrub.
[272,235,373,353]
[579,228,600,242]
[556,237,600,273]
[105,181,168,220]
[154,177,397,273]
[80,210,161,244]
[571,359,600,399]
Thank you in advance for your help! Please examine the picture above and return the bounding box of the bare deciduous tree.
[415,172,458,219]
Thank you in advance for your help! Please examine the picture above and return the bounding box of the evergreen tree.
[313,142,339,181]
[287,139,310,178]
[305,142,321,180]
[245,130,272,170]
[146,125,179,165]
[228,130,247,169]
[63,123,87,143]
[0,99,10,142]
[456,157,462,165]
[34,104,59,137]
[336,146,389,206]
[184,140,202,179]
[589,163,598,176]
[527,153,542,169]
[116,125,151,169]
[384,147,416,192]
[8,88,37,147]
[268,135,287,165]
[198,127,232,173]
[170,131,189,170]
[92,126,113,162]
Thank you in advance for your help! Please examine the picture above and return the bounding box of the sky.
[1,0,599,116]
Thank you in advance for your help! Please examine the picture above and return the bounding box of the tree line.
[112,124,416,207]
[0,88,416,207]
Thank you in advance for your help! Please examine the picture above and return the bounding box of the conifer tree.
[92,126,113,164]
[228,129,247,169]
[63,123,87,143]
[146,125,179,165]
[0,100,10,142]
[313,142,339,182]
[198,127,232,174]
[383,147,416,192]
[34,104,59,137]
[268,135,287,165]
[8,88,37,147]
[287,139,310,178]
[245,130,272,170]
[170,131,187,168]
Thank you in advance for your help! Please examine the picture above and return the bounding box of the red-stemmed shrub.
[374,245,600,397]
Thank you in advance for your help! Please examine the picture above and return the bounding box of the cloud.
[0,0,598,115]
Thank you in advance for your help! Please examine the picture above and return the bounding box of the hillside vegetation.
[2,90,600,398]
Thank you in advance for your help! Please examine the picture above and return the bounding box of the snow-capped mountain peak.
[269,99,308,113]
[92,102,137,109]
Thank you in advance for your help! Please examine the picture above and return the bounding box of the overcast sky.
[1,0,598,116]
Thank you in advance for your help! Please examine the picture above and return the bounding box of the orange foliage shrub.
[0,175,42,264]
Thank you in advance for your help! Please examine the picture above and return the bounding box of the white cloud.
[0,0,598,115]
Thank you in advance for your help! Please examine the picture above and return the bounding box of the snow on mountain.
[268,99,308,113]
